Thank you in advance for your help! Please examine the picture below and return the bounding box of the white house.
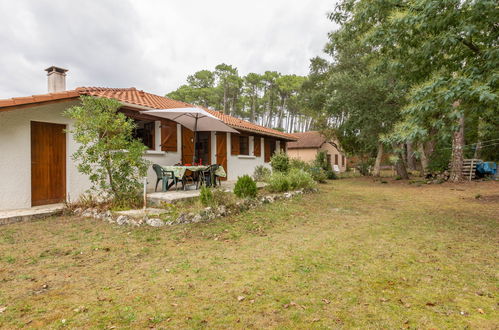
[0,67,295,211]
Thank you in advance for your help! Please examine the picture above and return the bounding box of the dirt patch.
[472,194,499,203]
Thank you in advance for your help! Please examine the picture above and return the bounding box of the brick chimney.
[45,66,68,93]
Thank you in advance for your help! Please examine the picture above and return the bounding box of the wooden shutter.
[253,136,261,157]
[264,138,271,162]
[231,133,240,155]
[161,120,177,152]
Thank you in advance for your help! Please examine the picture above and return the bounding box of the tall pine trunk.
[393,144,409,179]
[419,143,429,176]
[373,142,384,176]
[406,142,416,170]
[449,113,465,182]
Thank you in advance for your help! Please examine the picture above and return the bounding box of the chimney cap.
[45,66,68,74]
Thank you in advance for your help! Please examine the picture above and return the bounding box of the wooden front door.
[31,121,66,206]
[181,126,194,164]
[216,132,227,180]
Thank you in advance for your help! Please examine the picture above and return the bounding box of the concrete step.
[0,203,64,226]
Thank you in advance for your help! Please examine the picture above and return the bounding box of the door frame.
[216,132,228,180]
[30,121,67,206]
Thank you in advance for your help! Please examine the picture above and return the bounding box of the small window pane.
[239,136,249,155]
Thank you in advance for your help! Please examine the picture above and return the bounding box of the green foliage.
[253,165,271,182]
[199,186,214,207]
[428,145,452,173]
[233,175,257,199]
[166,63,307,131]
[268,168,317,192]
[212,188,237,207]
[289,158,311,171]
[308,167,328,183]
[64,96,149,205]
[328,0,498,171]
[267,172,290,193]
[270,151,290,173]
[313,151,337,179]
[288,169,316,191]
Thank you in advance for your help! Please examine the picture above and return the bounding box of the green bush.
[270,151,290,173]
[199,186,214,206]
[288,168,316,190]
[234,175,258,198]
[267,172,290,192]
[357,160,373,176]
[308,167,328,183]
[289,158,311,171]
[253,165,271,182]
[326,170,338,180]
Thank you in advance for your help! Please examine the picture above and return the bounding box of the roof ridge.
[76,86,138,92]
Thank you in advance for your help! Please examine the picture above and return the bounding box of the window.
[342,155,345,166]
[132,119,155,149]
[327,154,332,166]
[239,135,249,155]
[195,131,211,165]
[335,154,339,165]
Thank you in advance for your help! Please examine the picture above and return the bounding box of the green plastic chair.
[152,164,177,191]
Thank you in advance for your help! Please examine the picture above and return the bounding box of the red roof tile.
[0,90,79,109]
[0,87,295,140]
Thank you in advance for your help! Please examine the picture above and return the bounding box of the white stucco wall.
[226,133,270,180]
[0,101,183,210]
[0,100,90,210]
[0,100,282,210]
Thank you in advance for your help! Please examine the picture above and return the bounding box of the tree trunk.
[419,143,429,176]
[406,142,416,170]
[449,114,465,182]
[373,142,384,176]
[394,144,409,179]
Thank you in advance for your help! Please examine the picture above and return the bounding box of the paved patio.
[147,181,266,205]
[0,203,64,226]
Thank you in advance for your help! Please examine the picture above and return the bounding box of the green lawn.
[0,178,498,329]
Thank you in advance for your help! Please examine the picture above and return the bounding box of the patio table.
[161,165,226,190]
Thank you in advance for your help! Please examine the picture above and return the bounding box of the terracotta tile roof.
[0,90,79,109]
[287,131,327,149]
[0,86,295,140]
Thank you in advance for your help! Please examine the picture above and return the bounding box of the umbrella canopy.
[140,107,239,133]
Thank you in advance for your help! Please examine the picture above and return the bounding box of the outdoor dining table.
[161,165,226,190]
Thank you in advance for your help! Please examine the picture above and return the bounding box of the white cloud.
[0,0,337,98]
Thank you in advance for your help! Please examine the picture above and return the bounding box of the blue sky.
[0,0,337,98]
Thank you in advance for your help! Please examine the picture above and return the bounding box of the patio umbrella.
[141,107,239,163]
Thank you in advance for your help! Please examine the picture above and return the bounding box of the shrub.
[267,172,290,192]
[308,167,328,183]
[289,158,310,171]
[357,160,373,176]
[253,165,271,182]
[288,168,316,190]
[200,186,214,206]
[64,96,149,206]
[212,188,237,207]
[234,175,258,198]
[270,151,290,173]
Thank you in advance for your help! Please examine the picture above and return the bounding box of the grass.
[0,178,498,328]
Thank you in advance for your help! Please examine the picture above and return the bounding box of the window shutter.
[253,136,261,157]
[161,120,177,152]
[231,133,240,155]
[264,138,271,162]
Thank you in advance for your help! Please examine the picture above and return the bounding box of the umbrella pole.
[193,115,198,164]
